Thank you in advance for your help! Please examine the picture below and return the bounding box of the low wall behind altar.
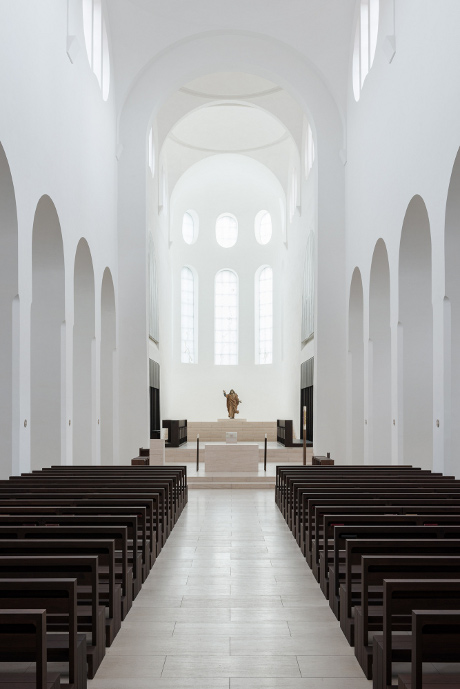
[187,419,277,442]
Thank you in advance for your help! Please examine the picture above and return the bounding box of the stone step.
[189,481,275,489]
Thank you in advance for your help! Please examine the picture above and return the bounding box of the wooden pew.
[304,497,460,570]
[339,539,460,646]
[0,579,86,689]
[0,502,150,582]
[318,512,460,597]
[372,578,460,689]
[0,493,160,572]
[0,556,104,678]
[0,609,60,689]
[0,525,131,620]
[398,610,460,689]
[0,483,167,551]
[0,540,119,647]
[329,524,460,619]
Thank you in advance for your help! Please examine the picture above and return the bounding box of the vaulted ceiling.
[107,0,357,116]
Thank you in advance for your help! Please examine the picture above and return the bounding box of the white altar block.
[149,439,165,465]
[226,432,237,444]
[205,444,259,472]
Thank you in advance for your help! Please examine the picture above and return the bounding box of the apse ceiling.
[170,104,288,154]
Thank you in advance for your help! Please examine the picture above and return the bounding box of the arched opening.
[101,268,116,465]
[369,239,392,464]
[0,143,18,479]
[73,239,95,465]
[31,196,65,470]
[348,268,364,463]
[445,148,460,477]
[399,196,433,469]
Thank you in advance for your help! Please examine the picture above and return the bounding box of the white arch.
[73,238,96,465]
[369,239,391,465]
[31,195,65,470]
[0,142,18,479]
[399,195,433,470]
[101,267,116,465]
[348,267,364,464]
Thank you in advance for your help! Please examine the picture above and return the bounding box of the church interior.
[1,1,460,687]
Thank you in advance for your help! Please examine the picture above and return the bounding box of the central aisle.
[88,489,371,688]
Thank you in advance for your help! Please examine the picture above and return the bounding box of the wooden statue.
[223,389,242,419]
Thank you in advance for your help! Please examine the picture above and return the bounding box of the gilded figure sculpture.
[223,389,242,419]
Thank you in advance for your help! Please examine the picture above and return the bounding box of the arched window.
[148,128,155,176]
[181,267,196,363]
[215,270,238,365]
[255,211,272,245]
[305,122,315,179]
[82,0,110,100]
[256,266,273,364]
[182,211,199,245]
[216,214,238,248]
[289,167,298,221]
[301,232,315,343]
[353,0,379,101]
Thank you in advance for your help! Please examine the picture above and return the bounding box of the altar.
[204,443,259,472]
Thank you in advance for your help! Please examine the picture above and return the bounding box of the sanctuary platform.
[187,419,277,442]
[162,441,313,488]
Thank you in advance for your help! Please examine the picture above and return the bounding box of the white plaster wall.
[0,0,118,475]
[345,0,460,475]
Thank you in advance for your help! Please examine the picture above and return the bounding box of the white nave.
[1,2,460,476]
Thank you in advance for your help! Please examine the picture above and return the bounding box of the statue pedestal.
[204,444,259,472]
[149,439,165,465]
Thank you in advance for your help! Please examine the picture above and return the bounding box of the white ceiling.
[107,0,357,116]
[170,104,287,153]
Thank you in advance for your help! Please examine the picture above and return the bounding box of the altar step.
[187,420,277,442]
[187,475,276,489]
[165,446,312,464]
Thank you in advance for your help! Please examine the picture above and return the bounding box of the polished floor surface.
[88,488,372,688]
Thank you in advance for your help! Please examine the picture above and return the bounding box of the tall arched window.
[181,267,196,363]
[82,0,110,100]
[149,235,159,343]
[255,211,272,245]
[182,210,199,244]
[305,122,315,179]
[215,270,238,365]
[352,0,379,100]
[148,128,155,176]
[301,232,315,343]
[256,266,273,364]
